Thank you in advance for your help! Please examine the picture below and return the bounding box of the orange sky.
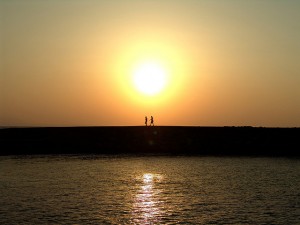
[1,1,300,127]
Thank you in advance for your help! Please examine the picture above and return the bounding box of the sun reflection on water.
[143,173,154,183]
[132,173,163,224]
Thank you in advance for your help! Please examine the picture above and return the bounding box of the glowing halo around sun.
[110,37,189,106]
[132,61,168,96]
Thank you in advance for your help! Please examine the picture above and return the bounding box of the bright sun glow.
[133,61,167,96]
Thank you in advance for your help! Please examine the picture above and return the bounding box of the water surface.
[0,155,299,224]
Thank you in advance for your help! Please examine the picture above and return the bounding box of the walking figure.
[150,116,154,126]
[145,116,148,126]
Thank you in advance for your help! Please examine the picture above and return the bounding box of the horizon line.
[1,125,299,129]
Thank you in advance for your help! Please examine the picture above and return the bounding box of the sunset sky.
[1,0,300,127]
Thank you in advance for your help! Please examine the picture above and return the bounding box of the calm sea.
[0,155,299,224]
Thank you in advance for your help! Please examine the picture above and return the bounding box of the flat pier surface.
[1,126,299,156]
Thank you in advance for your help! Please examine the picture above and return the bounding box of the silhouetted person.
[145,116,148,126]
[150,116,154,126]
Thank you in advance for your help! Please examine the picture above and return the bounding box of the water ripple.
[0,156,299,224]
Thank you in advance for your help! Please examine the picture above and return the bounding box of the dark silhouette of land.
[0,126,299,156]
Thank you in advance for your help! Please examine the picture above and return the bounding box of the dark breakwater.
[0,126,299,156]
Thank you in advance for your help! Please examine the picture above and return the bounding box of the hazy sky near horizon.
[1,0,300,127]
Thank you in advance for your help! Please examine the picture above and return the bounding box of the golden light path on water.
[132,173,164,224]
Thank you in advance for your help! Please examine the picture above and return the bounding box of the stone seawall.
[1,126,299,156]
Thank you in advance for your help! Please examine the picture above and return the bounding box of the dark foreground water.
[0,156,299,224]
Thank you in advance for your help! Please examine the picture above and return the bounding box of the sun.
[132,61,168,96]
